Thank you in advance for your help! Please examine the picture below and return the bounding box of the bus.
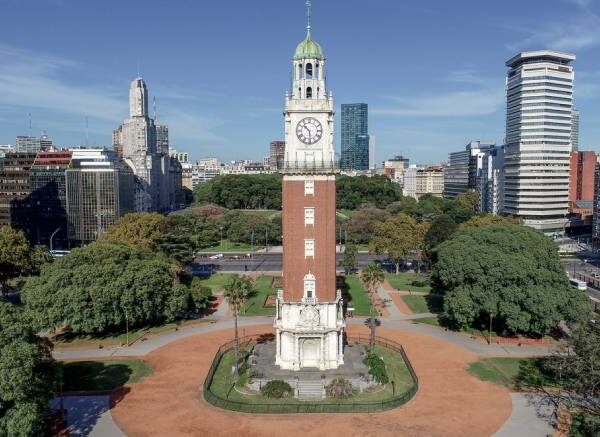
[569,277,587,291]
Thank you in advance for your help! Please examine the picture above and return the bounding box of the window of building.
[315,63,320,79]
[304,179,314,195]
[306,87,313,99]
[304,207,315,226]
[306,63,313,79]
[304,273,316,299]
[304,239,315,258]
[298,64,303,79]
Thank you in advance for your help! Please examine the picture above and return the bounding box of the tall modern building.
[276,3,345,371]
[503,51,575,233]
[66,149,134,245]
[29,150,73,248]
[368,135,376,170]
[572,108,580,151]
[444,141,495,199]
[340,103,369,170]
[0,153,36,236]
[479,145,505,214]
[269,140,285,170]
[114,78,181,212]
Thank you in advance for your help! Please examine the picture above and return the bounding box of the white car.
[209,253,224,260]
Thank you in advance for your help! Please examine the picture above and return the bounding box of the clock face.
[296,117,323,145]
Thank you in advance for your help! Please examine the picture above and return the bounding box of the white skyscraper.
[503,51,575,234]
[129,78,149,117]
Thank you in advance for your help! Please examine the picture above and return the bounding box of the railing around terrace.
[202,333,419,414]
[281,160,339,174]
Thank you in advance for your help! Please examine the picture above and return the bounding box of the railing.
[281,160,339,175]
[202,333,419,414]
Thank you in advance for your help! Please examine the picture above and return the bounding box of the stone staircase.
[296,380,325,400]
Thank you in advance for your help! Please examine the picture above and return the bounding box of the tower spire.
[306,0,312,37]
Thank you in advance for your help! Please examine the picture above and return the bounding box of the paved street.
[191,250,386,274]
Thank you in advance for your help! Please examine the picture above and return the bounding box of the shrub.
[570,413,600,437]
[260,380,293,398]
[363,354,389,384]
[411,279,428,288]
[326,378,354,398]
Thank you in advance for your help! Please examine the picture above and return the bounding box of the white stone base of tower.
[274,291,345,371]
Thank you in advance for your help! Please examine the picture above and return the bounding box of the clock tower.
[274,0,345,371]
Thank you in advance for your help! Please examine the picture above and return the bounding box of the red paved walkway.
[111,324,511,437]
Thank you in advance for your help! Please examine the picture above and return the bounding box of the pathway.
[494,393,555,437]
[50,395,124,437]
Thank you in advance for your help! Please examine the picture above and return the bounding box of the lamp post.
[489,313,494,345]
[125,312,129,347]
[49,227,61,253]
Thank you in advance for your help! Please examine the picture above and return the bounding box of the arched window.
[298,64,303,79]
[306,63,313,79]
[298,87,302,98]
[317,87,320,98]
[306,87,312,99]
[315,63,320,79]
[304,273,316,299]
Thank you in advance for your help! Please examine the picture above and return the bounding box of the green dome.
[294,34,324,59]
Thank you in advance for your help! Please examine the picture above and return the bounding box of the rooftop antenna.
[306,0,312,36]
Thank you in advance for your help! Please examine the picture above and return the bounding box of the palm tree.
[223,275,255,374]
[361,262,385,352]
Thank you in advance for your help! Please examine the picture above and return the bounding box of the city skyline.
[1,0,600,163]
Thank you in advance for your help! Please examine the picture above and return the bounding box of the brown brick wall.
[282,177,336,302]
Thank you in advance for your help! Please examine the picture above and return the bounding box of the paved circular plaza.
[110,324,511,437]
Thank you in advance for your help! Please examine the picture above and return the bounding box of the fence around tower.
[202,333,419,414]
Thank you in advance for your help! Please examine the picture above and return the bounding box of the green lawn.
[197,273,235,293]
[61,359,152,391]
[410,316,441,327]
[209,343,415,405]
[202,241,259,252]
[244,275,277,316]
[342,275,371,316]
[467,357,555,388]
[401,294,444,314]
[386,273,432,293]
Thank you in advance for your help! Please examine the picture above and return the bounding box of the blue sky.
[1,0,599,164]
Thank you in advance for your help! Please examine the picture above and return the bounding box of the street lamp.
[49,227,61,253]
[125,312,129,347]
[489,313,494,345]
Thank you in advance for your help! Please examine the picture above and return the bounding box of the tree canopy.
[0,302,54,436]
[21,242,212,335]
[194,174,283,210]
[0,226,32,290]
[369,214,426,273]
[336,175,402,210]
[431,224,589,336]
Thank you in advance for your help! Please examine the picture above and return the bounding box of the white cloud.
[0,43,224,146]
[373,89,504,117]
[508,2,600,51]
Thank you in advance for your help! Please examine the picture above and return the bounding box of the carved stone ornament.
[298,304,320,327]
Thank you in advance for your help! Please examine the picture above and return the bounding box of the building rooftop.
[506,50,576,68]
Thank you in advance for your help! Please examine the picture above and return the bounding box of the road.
[191,251,387,274]
[562,257,600,302]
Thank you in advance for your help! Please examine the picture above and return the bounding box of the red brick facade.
[569,151,597,209]
[282,176,337,302]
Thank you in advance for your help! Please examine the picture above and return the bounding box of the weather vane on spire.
[306,0,312,36]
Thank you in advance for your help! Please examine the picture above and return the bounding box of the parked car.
[209,253,224,260]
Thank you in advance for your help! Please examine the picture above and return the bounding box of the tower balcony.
[281,160,339,175]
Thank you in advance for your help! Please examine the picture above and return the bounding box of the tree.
[342,204,390,244]
[424,214,457,253]
[0,226,31,294]
[455,189,480,212]
[194,174,283,210]
[0,302,55,436]
[538,322,600,418]
[369,214,420,274]
[336,175,402,210]
[223,275,255,374]
[431,224,590,336]
[22,242,207,335]
[343,243,358,274]
[101,213,167,249]
[28,245,53,276]
[361,262,384,352]
[459,214,523,229]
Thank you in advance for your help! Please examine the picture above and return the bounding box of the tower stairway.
[296,379,325,400]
